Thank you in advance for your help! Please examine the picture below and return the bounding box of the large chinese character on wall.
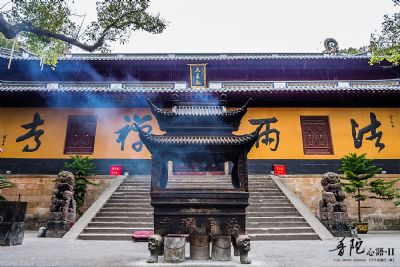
[188,63,207,89]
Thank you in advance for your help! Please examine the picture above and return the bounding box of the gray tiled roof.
[1,80,400,93]
[173,106,226,115]
[60,53,371,61]
[0,47,372,61]
[145,135,255,146]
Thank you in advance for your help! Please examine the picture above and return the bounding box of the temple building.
[0,51,400,175]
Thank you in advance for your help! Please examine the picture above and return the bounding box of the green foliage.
[63,155,97,215]
[340,153,400,222]
[0,175,14,201]
[0,33,19,50]
[339,47,368,55]
[369,1,400,65]
[0,0,166,67]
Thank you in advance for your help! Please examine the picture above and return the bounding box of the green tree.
[340,153,400,223]
[0,175,14,201]
[339,46,368,55]
[0,0,166,66]
[63,155,97,215]
[369,0,400,65]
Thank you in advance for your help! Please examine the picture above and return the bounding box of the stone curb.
[271,175,334,240]
[63,175,126,239]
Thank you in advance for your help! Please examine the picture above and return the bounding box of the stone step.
[249,194,286,198]
[79,175,319,241]
[122,183,278,188]
[246,211,301,217]
[88,221,312,229]
[109,196,151,200]
[103,202,293,208]
[249,199,290,204]
[125,180,275,183]
[100,207,151,212]
[248,202,292,206]
[92,217,153,222]
[88,222,154,228]
[246,227,315,234]
[250,233,320,241]
[112,190,282,195]
[107,199,151,203]
[113,192,150,196]
[246,216,305,223]
[83,227,153,234]
[247,207,297,212]
[247,222,310,228]
[99,206,298,213]
[96,212,153,217]
[96,210,302,217]
[78,233,133,241]
[120,183,278,187]
[117,186,149,189]
[103,203,153,208]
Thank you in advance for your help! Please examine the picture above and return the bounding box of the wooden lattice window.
[64,115,97,154]
[300,116,333,155]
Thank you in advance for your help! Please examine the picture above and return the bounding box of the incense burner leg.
[237,152,249,191]
[146,234,164,263]
[231,235,239,256]
[236,235,251,264]
[151,158,161,191]
[151,158,169,190]
[231,160,240,189]
[159,161,169,189]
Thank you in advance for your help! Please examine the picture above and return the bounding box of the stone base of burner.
[164,235,186,263]
[146,233,252,264]
[211,235,231,261]
[190,234,210,260]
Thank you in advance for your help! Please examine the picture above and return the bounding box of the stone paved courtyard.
[0,231,399,267]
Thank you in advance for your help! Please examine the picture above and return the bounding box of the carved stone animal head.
[181,217,196,233]
[321,172,340,186]
[148,235,162,250]
[57,171,75,186]
[237,235,251,252]
[206,217,221,236]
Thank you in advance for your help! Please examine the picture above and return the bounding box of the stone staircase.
[78,175,319,241]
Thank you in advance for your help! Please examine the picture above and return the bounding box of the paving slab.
[0,231,399,267]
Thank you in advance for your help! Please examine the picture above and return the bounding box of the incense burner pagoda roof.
[148,98,250,116]
[147,98,250,132]
[135,123,263,154]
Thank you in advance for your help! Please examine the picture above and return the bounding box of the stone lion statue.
[49,171,76,222]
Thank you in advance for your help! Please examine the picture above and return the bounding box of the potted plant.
[340,153,400,234]
[0,175,27,246]
[64,155,97,215]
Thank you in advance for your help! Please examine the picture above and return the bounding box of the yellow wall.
[0,107,399,160]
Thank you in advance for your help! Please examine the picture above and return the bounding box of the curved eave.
[135,124,263,153]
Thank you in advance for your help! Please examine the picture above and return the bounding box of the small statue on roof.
[324,38,339,55]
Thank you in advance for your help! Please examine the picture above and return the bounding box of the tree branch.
[0,14,104,52]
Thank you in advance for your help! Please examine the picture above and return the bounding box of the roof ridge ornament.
[324,38,339,55]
